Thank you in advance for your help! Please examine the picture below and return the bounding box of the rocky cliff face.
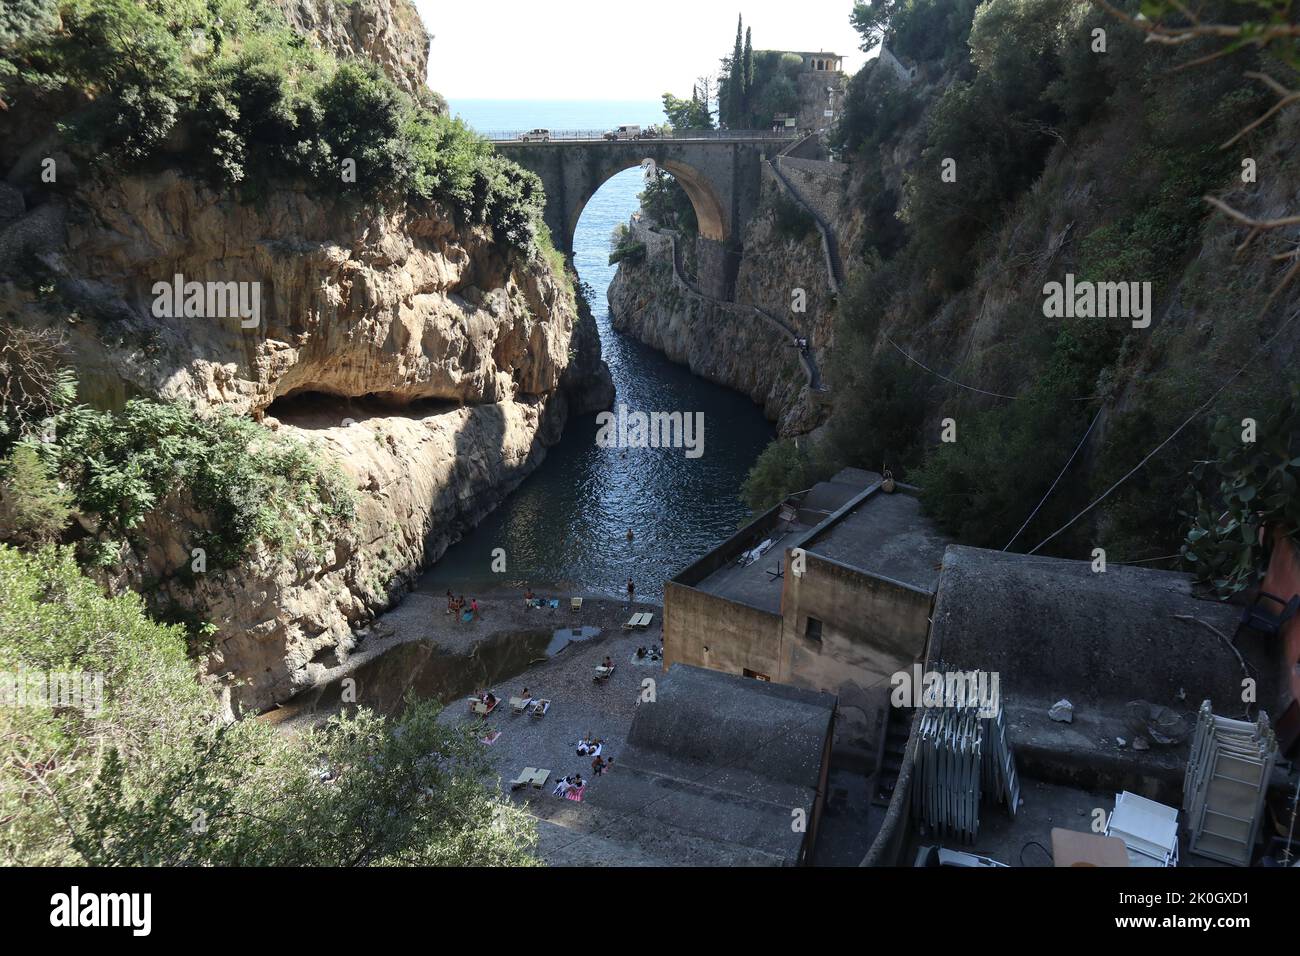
[0,164,609,713]
[271,0,435,102]
[608,178,843,437]
[0,0,618,713]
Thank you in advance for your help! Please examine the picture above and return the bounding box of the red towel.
[564,785,586,802]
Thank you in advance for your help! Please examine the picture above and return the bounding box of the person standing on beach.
[626,577,635,606]
[470,597,480,621]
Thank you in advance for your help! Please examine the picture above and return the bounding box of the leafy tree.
[662,89,713,130]
[0,545,539,866]
[742,438,812,512]
[0,444,72,547]
[639,167,698,236]
[1181,388,1300,598]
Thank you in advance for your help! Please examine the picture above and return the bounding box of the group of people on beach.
[552,773,585,797]
[560,733,613,792]
[446,590,479,621]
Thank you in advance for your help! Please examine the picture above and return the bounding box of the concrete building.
[536,664,836,866]
[663,469,951,766]
[864,545,1290,867]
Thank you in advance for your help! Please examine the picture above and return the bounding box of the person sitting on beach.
[588,741,602,758]
[483,692,497,709]
[552,776,573,797]
[524,587,535,605]
[636,646,647,660]
[445,590,455,614]
[570,774,585,790]
[470,597,480,620]
[602,656,613,670]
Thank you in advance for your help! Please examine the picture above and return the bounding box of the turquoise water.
[416,102,774,601]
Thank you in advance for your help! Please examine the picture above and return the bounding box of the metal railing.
[487,128,802,144]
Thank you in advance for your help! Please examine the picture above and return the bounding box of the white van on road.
[603,125,641,141]
[519,128,551,142]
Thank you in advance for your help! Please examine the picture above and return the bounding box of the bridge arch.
[494,137,774,259]
[566,157,727,253]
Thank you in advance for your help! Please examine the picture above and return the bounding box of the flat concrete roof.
[803,488,951,592]
[693,525,803,615]
[688,469,955,609]
[924,545,1286,806]
[560,664,835,866]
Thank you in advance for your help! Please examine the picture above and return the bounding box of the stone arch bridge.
[494,132,795,299]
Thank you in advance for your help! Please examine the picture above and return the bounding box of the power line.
[1003,407,1103,552]
[883,332,1020,400]
[1026,304,1300,556]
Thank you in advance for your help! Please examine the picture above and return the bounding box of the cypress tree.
[728,14,744,127]
[742,26,754,125]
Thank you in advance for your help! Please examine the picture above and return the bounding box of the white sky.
[415,0,868,100]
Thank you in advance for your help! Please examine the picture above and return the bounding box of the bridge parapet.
[487,129,798,144]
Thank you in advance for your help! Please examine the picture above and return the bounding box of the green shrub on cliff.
[18,398,358,571]
[742,438,814,513]
[2,0,545,250]
[0,544,539,866]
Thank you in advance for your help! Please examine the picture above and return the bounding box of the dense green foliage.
[0,393,356,574]
[662,88,715,130]
[0,545,538,865]
[639,167,698,236]
[0,0,544,248]
[1182,389,1300,597]
[52,399,356,570]
[800,0,1292,564]
[769,190,817,242]
[741,438,812,512]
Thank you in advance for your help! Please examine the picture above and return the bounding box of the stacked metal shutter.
[1182,700,1277,866]
[911,680,1019,844]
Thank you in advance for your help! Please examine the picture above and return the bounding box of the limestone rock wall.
[0,169,609,714]
[270,0,434,101]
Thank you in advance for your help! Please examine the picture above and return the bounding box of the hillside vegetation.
[752,0,1298,581]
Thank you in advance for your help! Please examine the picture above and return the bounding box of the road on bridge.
[487,128,799,145]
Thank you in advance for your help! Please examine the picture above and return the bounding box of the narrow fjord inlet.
[1,0,1297,906]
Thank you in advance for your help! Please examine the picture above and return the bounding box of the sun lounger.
[529,768,550,789]
[570,597,583,612]
[593,665,614,683]
[469,697,498,716]
[509,767,537,791]
[530,699,551,718]
[636,613,654,629]
[509,696,531,714]
[622,613,640,629]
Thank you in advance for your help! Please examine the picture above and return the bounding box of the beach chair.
[622,613,641,629]
[529,769,550,790]
[634,613,654,629]
[593,665,614,683]
[509,767,537,791]
[530,699,551,718]
[509,696,530,715]
[469,695,498,717]
[570,597,583,612]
